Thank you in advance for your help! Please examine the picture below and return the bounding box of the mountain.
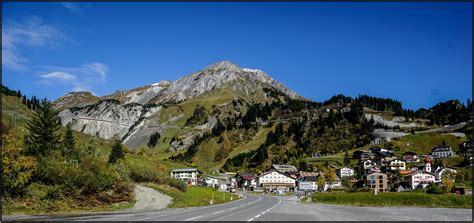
[54,61,306,149]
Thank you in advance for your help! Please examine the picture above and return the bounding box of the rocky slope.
[54,61,305,149]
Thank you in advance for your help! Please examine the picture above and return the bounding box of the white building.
[298,176,318,191]
[256,170,296,191]
[430,146,453,159]
[336,167,354,178]
[409,171,437,189]
[389,159,406,171]
[434,167,457,183]
[171,168,201,186]
[363,160,376,170]
[324,176,342,191]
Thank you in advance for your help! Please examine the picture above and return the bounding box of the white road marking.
[248,196,282,222]
[185,215,203,221]
[214,210,225,214]
[134,194,248,221]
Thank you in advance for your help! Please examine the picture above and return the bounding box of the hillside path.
[132,184,172,211]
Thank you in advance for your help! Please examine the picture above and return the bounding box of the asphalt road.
[4,193,472,221]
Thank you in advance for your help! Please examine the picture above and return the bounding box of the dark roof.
[431,146,452,152]
[301,176,317,182]
[402,151,417,156]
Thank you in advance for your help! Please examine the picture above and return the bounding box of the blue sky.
[2,2,472,109]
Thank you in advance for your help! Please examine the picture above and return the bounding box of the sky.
[2,2,472,110]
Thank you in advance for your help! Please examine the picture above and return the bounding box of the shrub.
[46,185,63,200]
[26,183,49,200]
[168,178,187,192]
[2,131,37,197]
[128,163,162,183]
[79,156,120,195]
[426,183,443,194]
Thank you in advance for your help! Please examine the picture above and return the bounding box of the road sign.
[298,182,312,190]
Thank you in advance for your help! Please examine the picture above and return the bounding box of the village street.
[4,192,472,221]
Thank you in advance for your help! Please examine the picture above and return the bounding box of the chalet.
[430,146,453,159]
[389,159,406,171]
[171,168,202,186]
[298,171,319,178]
[235,173,257,189]
[363,160,376,170]
[324,175,342,191]
[298,176,318,191]
[336,167,354,178]
[433,166,457,182]
[365,172,388,192]
[352,150,372,160]
[407,171,436,189]
[369,147,393,155]
[459,141,474,155]
[256,169,296,191]
[402,152,419,162]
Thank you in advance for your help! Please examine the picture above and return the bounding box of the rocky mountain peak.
[204,60,241,73]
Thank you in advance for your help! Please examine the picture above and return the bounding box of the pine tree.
[62,123,78,162]
[24,98,61,157]
[344,151,350,166]
[148,132,161,148]
[108,138,125,164]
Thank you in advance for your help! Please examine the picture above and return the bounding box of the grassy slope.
[146,183,240,208]
[312,192,472,208]
[4,196,135,215]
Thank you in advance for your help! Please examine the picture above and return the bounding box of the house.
[204,176,219,187]
[363,160,376,170]
[408,171,437,189]
[171,168,202,186]
[430,146,453,159]
[298,171,319,178]
[324,175,342,191]
[256,169,296,191]
[235,173,257,189]
[433,166,457,182]
[271,164,298,173]
[389,159,406,171]
[365,172,388,192]
[459,141,474,155]
[353,150,372,160]
[402,152,420,162]
[298,176,318,191]
[368,165,381,173]
[336,167,354,178]
[369,147,393,155]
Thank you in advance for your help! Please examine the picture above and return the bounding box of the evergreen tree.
[108,138,125,164]
[24,98,61,157]
[148,132,161,148]
[62,123,78,162]
[344,151,350,166]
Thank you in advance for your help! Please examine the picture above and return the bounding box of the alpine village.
[3,61,473,213]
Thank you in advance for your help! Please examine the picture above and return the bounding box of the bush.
[168,178,187,192]
[426,183,443,194]
[2,131,37,197]
[128,163,163,183]
[46,185,63,200]
[78,156,120,195]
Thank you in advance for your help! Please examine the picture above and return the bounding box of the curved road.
[4,193,472,221]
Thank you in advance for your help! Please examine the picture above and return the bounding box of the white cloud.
[59,2,82,12]
[84,62,108,80]
[36,63,109,92]
[2,16,65,71]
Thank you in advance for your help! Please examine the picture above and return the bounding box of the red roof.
[242,175,255,180]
